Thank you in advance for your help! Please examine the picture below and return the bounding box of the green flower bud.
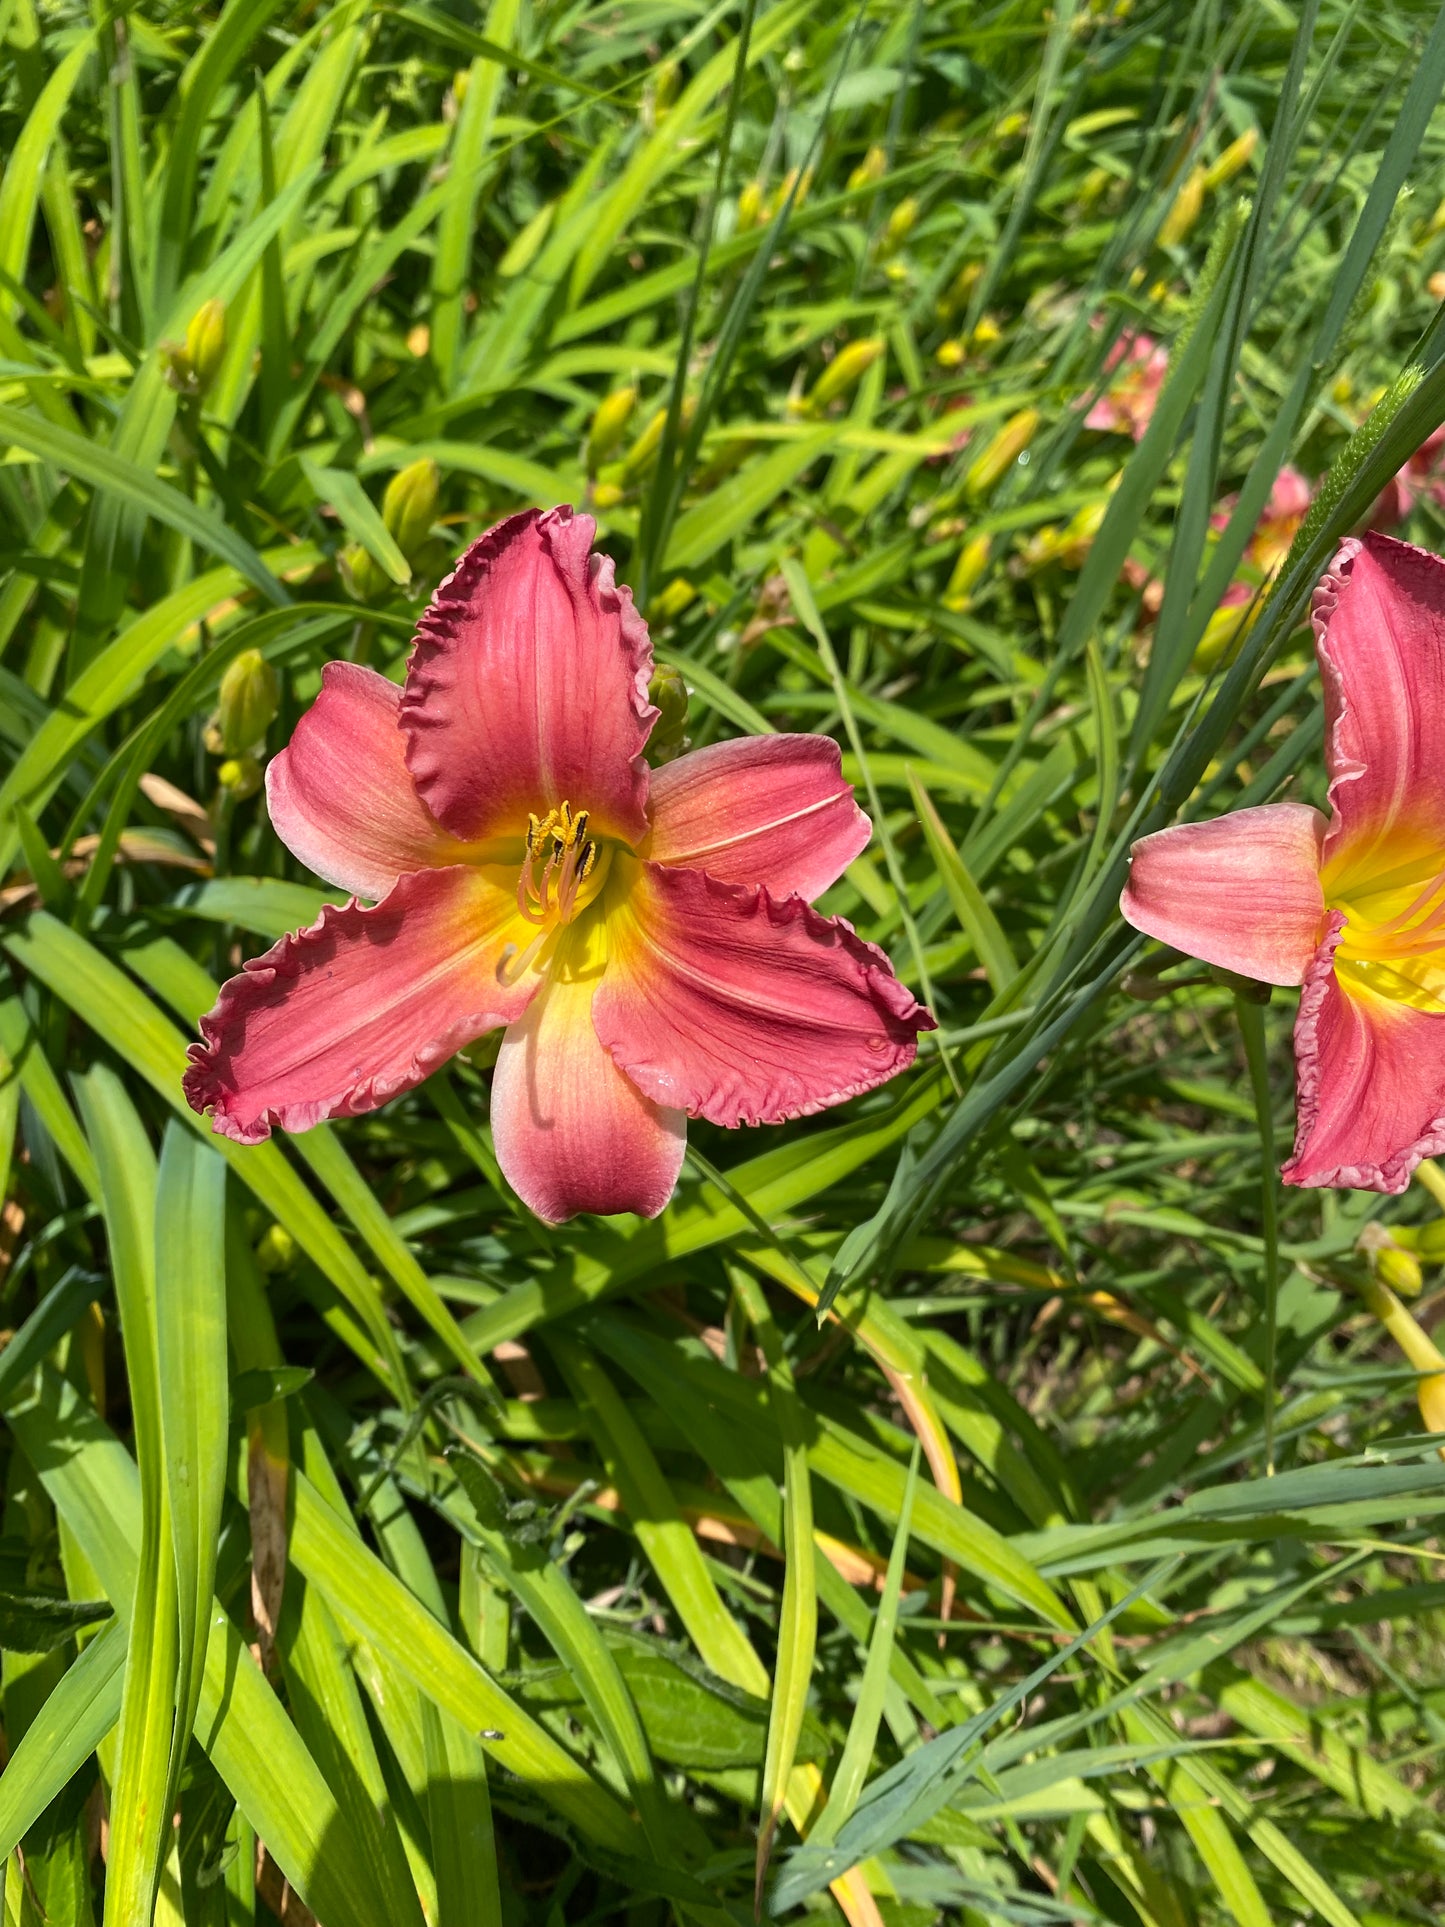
[847,144,887,194]
[217,754,263,800]
[256,1222,297,1273]
[806,337,885,413]
[586,386,637,472]
[184,298,227,394]
[382,458,440,561]
[963,408,1039,501]
[648,663,689,740]
[216,648,280,757]
[340,541,386,604]
[879,196,919,257]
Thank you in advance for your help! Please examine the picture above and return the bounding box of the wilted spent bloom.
[383,458,440,562]
[1158,165,1206,248]
[803,337,885,414]
[586,387,637,472]
[847,145,887,193]
[964,408,1039,501]
[1202,126,1258,191]
[646,663,690,762]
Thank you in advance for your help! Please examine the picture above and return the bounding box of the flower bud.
[1202,127,1258,192]
[256,1222,297,1273]
[382,458,440,562]
[935,262,981,322]
[806,337,885,413]
[971,316,1001,349]
[1376,1243,1425,1298]
[935,338,965,369]
[847,145,887,193]
[652,59,680,117]
[943,533,991,611]
[1158,166,1206,248]
[774,164,813,214]
[586,386,637,471]
[499,200,557,279]
[963,408,1039,501]
[621,396,694,481]
[215,649,280,757]
[880,197,919,257]
[647,663,689,756]
[736,180,766,231]
[649,577,697,622]
[184,298,227,394]
[1078,166,1113,212]
[592,479,626,511]
[339,541,385,603]
[218,754,263,800]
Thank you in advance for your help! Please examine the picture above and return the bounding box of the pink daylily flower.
[1084,331,1168,442]
[183,508,934,1224]
[1369,427,1445,532]
[1121,532,1445,1193]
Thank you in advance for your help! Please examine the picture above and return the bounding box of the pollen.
[517,800,602,927]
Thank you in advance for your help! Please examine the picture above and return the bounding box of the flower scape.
[183,508,934,1222]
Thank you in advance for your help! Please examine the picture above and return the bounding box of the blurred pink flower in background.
[1369,427,1445,531]
[1085,331,1168,441]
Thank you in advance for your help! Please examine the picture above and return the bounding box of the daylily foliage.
[184,509,934,1223]
[1123,532,1445,1192]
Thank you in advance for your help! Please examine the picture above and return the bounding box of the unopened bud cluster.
[205,649,281,799]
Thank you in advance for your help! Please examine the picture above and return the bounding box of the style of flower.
[1084,331,1168,441]
[1369,426,1445,532]
[1121,532,1445,1192]
[183,508,934,1223]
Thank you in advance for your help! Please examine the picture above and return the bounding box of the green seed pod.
[216,648,280,757]
[382,458,441,561]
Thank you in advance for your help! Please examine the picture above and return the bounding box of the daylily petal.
[184,865,541,1144]
[1284,912,1445,1192]
[491,921,685,1223]
[1315,533,1445,894]
[1121,802,1328,987]
[645,734,871,901]
[593,859,935,1127]
[265,661,474,900]
[401,507,655,846]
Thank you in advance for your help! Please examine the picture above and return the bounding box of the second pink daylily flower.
[1085,331,1168,442]
[184,508,933,1223]
[1122,532,1445,1192]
